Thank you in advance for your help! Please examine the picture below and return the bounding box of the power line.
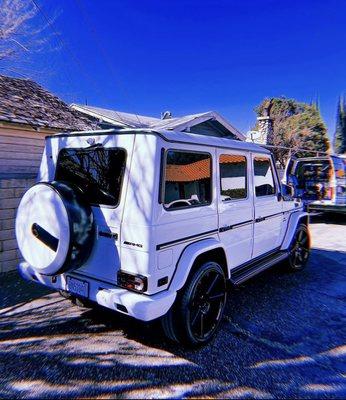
[72,0,143,127]
[29,0,129,127]
[28,0,81,95]
[0,67,29,79]
[260,143,330,155]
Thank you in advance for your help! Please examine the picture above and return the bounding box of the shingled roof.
[0,75,99,131]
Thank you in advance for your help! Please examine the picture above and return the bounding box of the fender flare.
[281,210,309,250]
[169,237,228,293]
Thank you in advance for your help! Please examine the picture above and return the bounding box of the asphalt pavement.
[0,215,345,399]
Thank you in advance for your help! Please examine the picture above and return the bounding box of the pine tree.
[333,96,346,154]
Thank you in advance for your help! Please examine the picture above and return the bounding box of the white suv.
[16,128,310,346]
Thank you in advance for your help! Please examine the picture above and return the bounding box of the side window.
[220,154,247,201]
[163,150,212,210]
[253,157,276,197]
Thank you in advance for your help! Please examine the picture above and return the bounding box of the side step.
[231,251,289,285]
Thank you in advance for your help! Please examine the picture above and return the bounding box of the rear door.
[252,154,283,258]
[217,149,253,268]
[53,133,135,284]
[331,156,346,205]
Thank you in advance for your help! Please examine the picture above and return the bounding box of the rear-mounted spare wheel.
[15,181,95,275]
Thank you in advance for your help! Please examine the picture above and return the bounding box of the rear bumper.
[18,262,176,321]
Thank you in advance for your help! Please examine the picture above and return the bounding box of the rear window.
[295,160,331,182]
[55,147,126,207]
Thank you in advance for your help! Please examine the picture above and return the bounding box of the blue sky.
[21,0,346,139]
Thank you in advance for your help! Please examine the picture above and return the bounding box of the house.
[0,74,244,274]
[0,74,99,273]
[71,104,245,141]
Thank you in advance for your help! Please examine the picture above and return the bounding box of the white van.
[284,155,346,214]
[15,129,310,346]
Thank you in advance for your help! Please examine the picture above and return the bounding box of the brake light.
[327,187,334,199]
[117,271,148,293]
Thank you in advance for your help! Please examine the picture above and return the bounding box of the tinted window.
[331,156,345,179]
[163,150,212,209]
[55,147,126,206]
[254,157,276,196]
[220,154,247,200]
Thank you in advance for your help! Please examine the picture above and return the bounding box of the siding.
[0,125,50,273]
[0,177,36,273]
[0,127,46,175]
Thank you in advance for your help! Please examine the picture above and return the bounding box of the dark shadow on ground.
[310,212,346,225]
[0,247,345,398]
[0,271,52,309]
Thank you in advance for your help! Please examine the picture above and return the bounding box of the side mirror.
[281,183,294,198]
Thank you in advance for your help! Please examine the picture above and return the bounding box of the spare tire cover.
[16,181,95,275]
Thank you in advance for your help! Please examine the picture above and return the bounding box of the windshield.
[55,147,127,207]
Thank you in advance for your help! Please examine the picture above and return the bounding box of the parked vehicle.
[15,128,310,346]
[283,155,346,214]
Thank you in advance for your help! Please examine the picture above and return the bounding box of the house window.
[220,154,247,200]
[253,156,276,196]
[163,150,212,210]
[55,147,127,207]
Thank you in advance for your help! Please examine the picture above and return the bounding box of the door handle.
[255,216,265,223]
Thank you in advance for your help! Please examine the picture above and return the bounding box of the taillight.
[327,187,334,199]
[117,271,148,293]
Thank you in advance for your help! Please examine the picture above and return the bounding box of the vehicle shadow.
[310,212,346,225]
[0,271,52,310]
[1,247,345,399]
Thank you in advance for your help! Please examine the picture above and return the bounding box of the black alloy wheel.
[162,262,227,346]
[287,224,310,271]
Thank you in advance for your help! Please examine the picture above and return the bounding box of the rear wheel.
[286,224,310,271]
[161,261,227,346]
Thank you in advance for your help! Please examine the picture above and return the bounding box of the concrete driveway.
[0,215,345,399]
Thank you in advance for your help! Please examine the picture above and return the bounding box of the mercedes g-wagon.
[16,128,310,346]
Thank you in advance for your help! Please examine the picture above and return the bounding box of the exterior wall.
[0,123,55,273]
[0,176,36,273]
[0,125,47,175]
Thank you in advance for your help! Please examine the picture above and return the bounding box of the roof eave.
[71,104,130,128]
[166,111,245,140]
[208,111,245,140]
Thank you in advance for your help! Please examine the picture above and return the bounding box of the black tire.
[161,261,227,346]
[286,224,310,271]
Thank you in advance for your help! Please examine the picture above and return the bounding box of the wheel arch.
[281,210,309,250]
[169,238,229,293]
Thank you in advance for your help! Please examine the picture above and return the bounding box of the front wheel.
[161,262,227,346]
[286,224,310,271]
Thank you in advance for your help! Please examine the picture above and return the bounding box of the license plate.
[66,277,89,298]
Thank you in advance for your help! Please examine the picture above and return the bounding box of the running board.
[231,251,289,285]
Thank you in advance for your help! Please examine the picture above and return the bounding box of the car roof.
[47,128,271,154]
[155,129,270,153]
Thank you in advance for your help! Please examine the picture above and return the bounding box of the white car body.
[17,129,307,322]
